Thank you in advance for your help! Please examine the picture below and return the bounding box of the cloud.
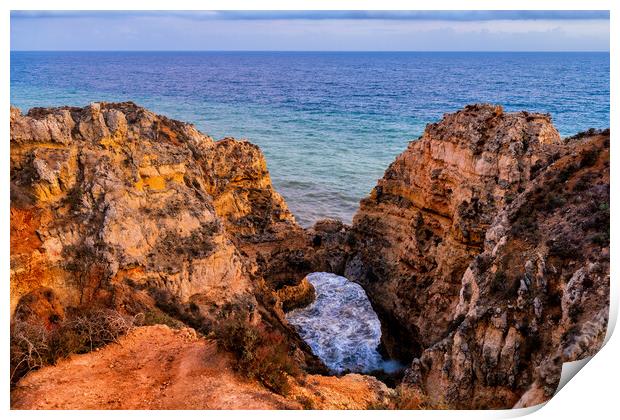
[10,10,610,21]
[10,10,610,51]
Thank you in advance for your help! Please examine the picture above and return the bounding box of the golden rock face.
[346,105,565,357]
[10,103,610,409]
[9,102,298,321]
[346,105,609,408]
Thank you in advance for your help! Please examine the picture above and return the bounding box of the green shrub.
[573,172,594,192]
[543,193,567,212]
[558,164,576,183]
[579,148,599,168]
[547,237,579,259]
[510,208,538,238]
[591,232,609,246]
[148,287,209,334]
[139,309,185,329]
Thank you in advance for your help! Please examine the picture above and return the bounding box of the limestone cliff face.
[9,102,301,331]
[10,102,610,410]
[202,138,297,240]
[346,105,609,407]
[345,105,564,360]
[404,132,609,408]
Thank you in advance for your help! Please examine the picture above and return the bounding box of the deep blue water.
[10,51,609,226]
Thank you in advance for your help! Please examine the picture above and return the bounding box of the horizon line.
[10,49,611,53]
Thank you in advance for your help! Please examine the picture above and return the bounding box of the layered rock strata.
[344,105,609,407]
[409,131,610,408]
[345,105,565,360]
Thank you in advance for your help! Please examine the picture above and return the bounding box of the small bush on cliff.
[65,309,136,351]
[547,237,579,259]
[148,287,209,334]
[62,244,99,305]
[295,395,316,410]
[596,201,610,232]
[591,232,609,247]
[10,322,49,384]
[573,172,595,192]
[542,193,567,213]
[10,309,135,385]
[139,309,185,329]
[492,270,507,290]
[579,148,600,168]
[557,164,577,183]
[510,206,539,239]
[65,186,85,212]
[214,313,298,395]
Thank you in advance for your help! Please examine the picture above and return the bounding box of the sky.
[10,10,610,52]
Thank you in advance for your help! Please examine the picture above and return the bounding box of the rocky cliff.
[11,102,245,311]
[405,130,609,408]
[345,105,564,360]
[344,105,609,408]
[9,102,322,377]
[10,102,609,410]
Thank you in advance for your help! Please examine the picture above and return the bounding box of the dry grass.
[10,309,136,385]
[214,313,299,395]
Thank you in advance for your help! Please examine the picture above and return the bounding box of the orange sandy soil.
[11,325,390,410]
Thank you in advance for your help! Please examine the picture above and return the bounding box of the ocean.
[10,51,610,226]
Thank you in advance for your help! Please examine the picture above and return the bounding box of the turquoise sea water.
[10,51,609,226]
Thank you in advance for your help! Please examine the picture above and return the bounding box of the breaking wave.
[286,272,401,374]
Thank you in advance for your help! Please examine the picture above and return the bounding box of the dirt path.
[11,325,391,410]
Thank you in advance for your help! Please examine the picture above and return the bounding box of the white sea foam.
[286,272,401,373]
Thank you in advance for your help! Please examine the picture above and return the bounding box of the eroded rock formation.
[10,102,321,374]
[344,105,610,408]
[10,102,609,409]
[345,105,564,360]
[407,131,610,409]
[12,103,246,312]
